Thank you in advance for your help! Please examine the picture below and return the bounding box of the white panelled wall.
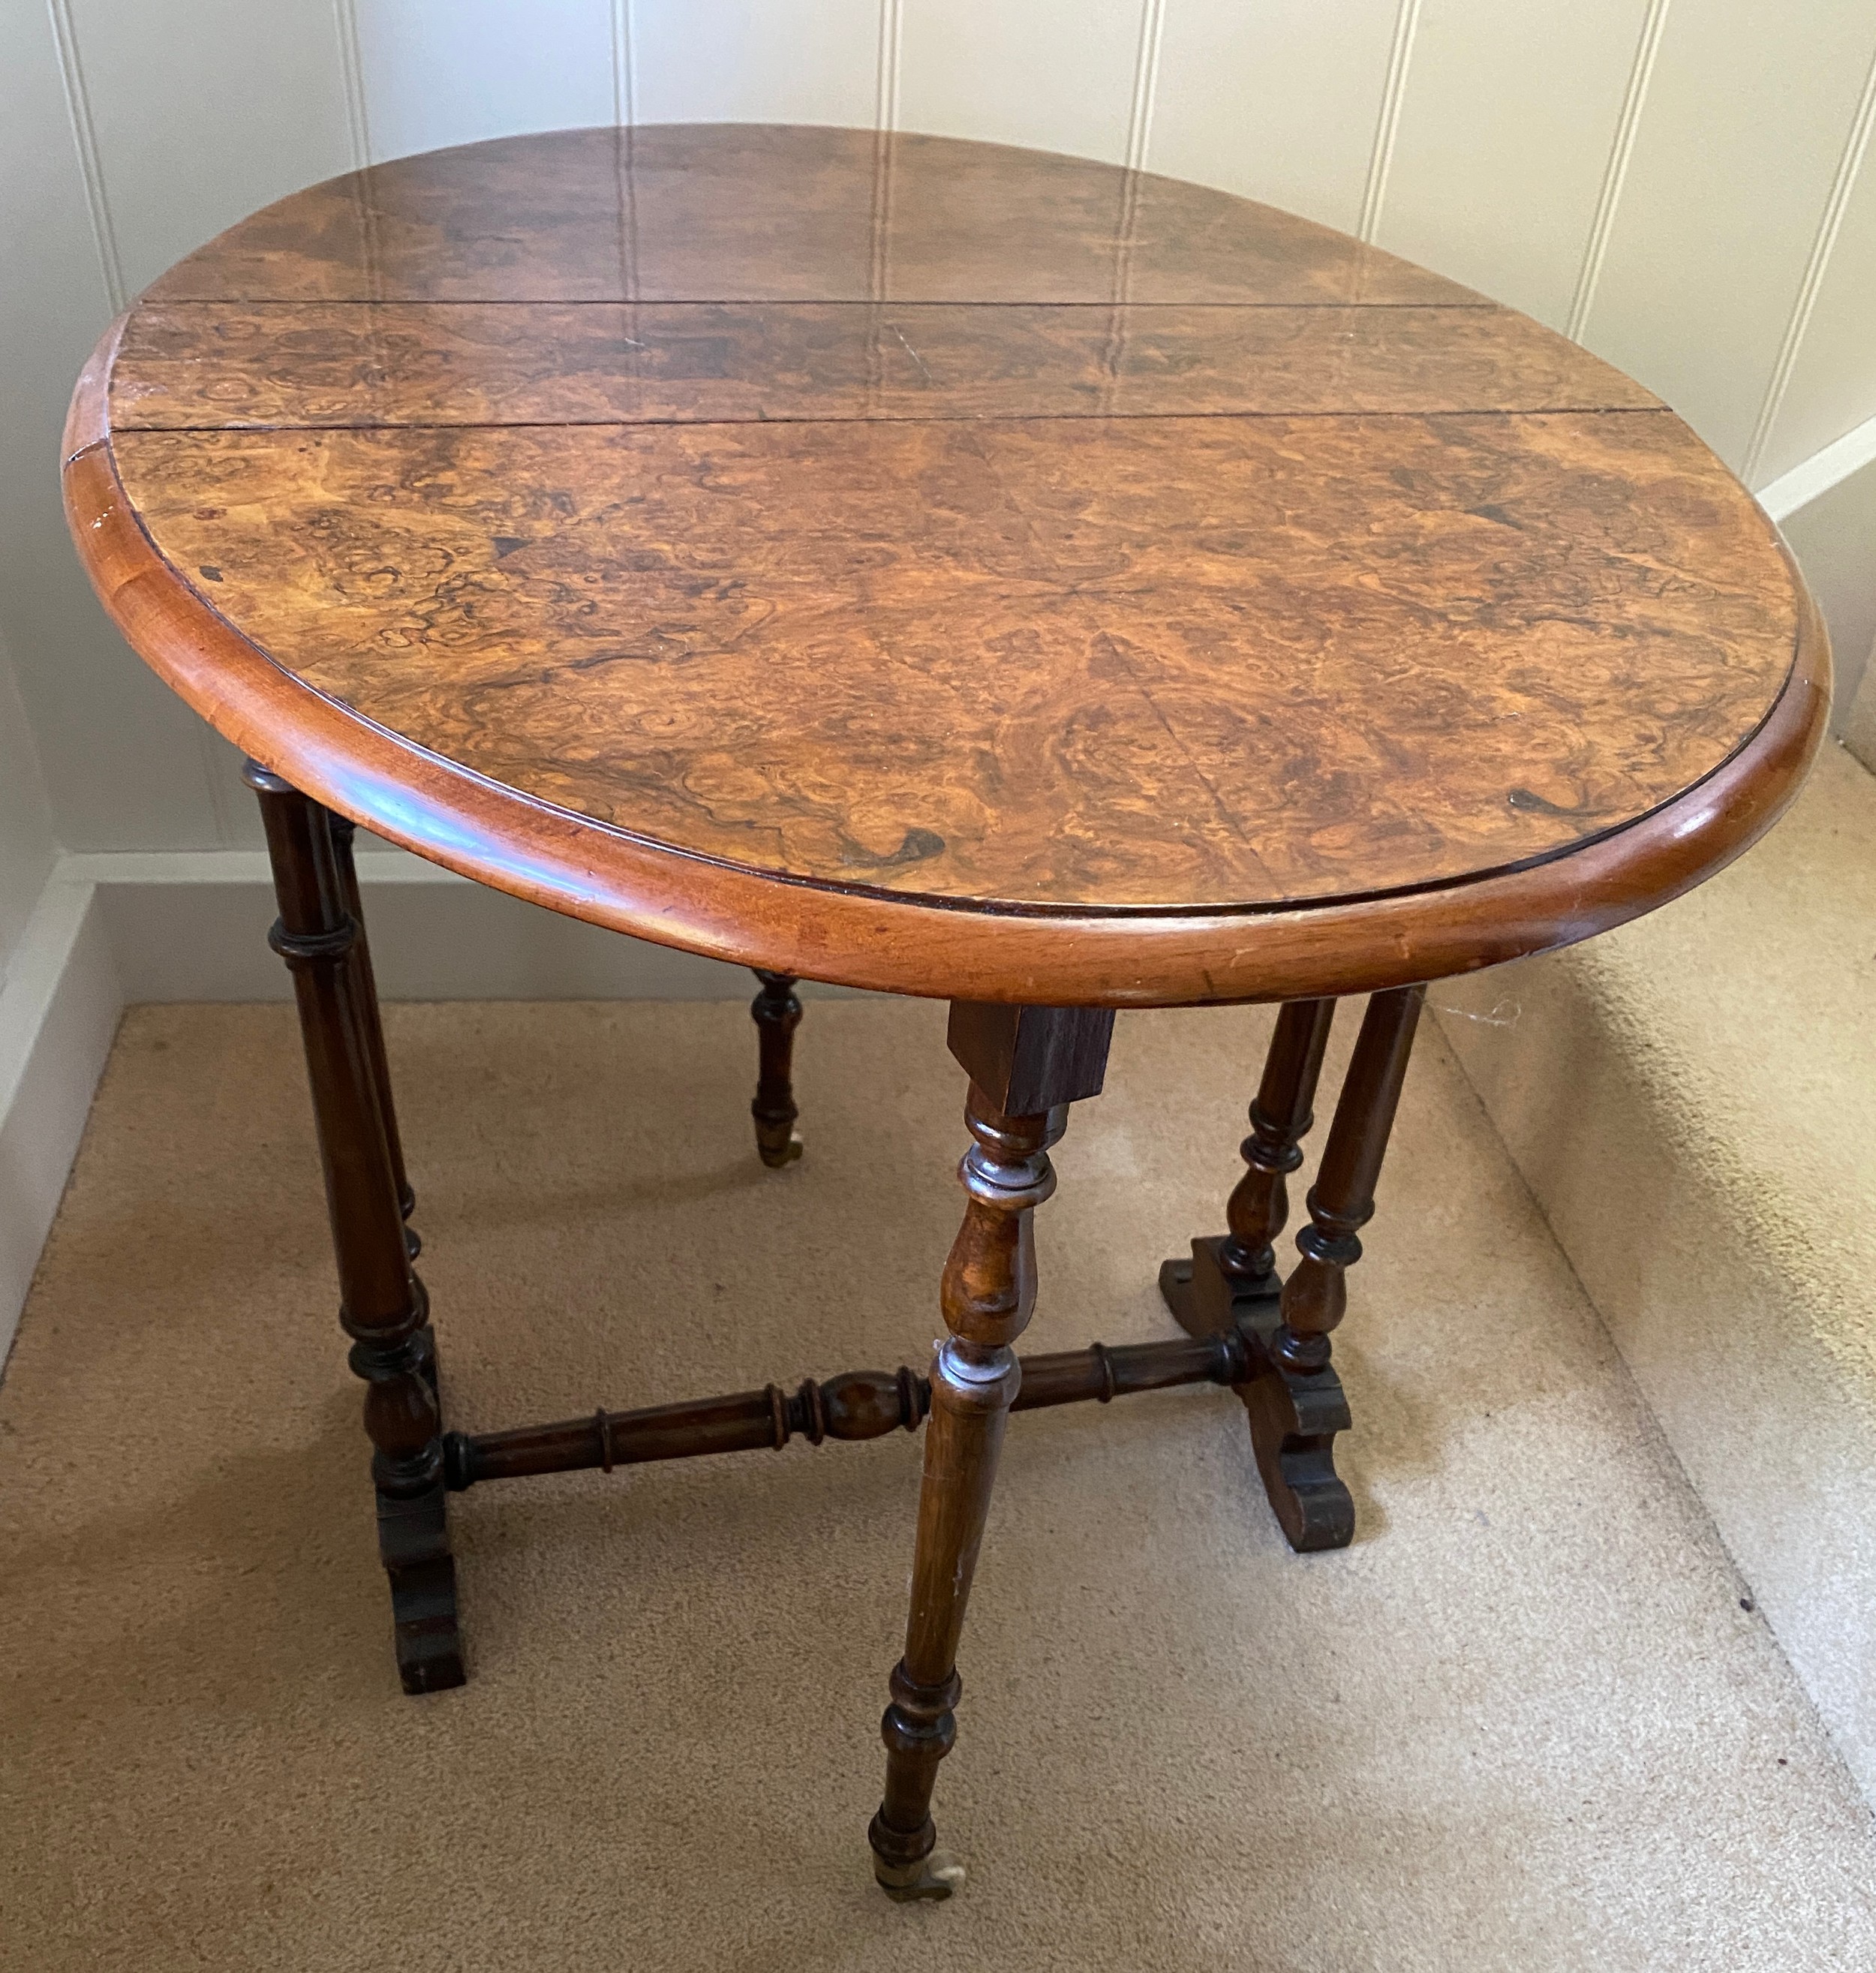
[8,0,1876,870]
[4,0,1876,875]
[6,0,1876,1331]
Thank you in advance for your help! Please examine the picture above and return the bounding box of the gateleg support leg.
[750,970,804,1168]
[869,1001,1114,1901]
[1160,1238,1354,1551]
[245,759,464,1694]
[1162,990,1422,1553]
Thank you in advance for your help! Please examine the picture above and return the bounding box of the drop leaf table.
[63,125,1826,1901]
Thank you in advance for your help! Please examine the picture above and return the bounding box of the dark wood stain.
[245,762,462,1692]
[442,1326,1247,1487]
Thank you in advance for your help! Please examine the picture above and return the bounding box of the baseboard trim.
[59,847,794,1003]
[0,877,122,1361]
[1757,407,1876,522]
[1,849,870,1358]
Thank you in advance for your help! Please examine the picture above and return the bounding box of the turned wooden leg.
[327,814,419,1259]
[1274,986,1424,1374]
[1162,988,1421,1552]
[245,760,464,1694]
[749,970,803,1167]
[870,1001,1114,1902]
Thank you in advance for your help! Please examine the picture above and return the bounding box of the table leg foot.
[870,1836,967,1902]
[378,1480,465,1692]
[1159,1240,1354,1552]
[385,1322,464,1692]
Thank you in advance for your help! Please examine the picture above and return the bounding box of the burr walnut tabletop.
[64,124,1827,1005]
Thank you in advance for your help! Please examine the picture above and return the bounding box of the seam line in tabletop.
[134,296,1503,312]
[108,407,1670,435]
[96,414,1805,926]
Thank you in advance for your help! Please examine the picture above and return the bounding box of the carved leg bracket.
[1159,1237,1353,1551]
[374,1480,461,1691]
[1162,988,1422,1556]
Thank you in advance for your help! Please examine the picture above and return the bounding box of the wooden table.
[64,125,1826,1901]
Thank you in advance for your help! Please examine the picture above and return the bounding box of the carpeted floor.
[3,996,1874,1971]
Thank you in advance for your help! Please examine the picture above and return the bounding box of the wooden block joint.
[946,1002,1116,1114]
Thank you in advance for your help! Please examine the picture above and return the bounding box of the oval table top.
[64,125,1826,1006]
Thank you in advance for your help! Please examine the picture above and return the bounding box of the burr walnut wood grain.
[140,125,1485,308]
[110,300,1657,430]
[64,125,1828,1006]
[106,411,1800,912]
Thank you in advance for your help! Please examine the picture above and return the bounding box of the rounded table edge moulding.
[61,314,1830,1009]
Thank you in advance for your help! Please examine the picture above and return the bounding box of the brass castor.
[873,1851,967,1902]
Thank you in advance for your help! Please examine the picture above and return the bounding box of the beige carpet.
[3,997,1874,1971]
[1439,741,1876,1806]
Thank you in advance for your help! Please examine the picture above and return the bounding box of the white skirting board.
[66,847,778,1002]
[0,880,123,1358]
[0,848,858,1359]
